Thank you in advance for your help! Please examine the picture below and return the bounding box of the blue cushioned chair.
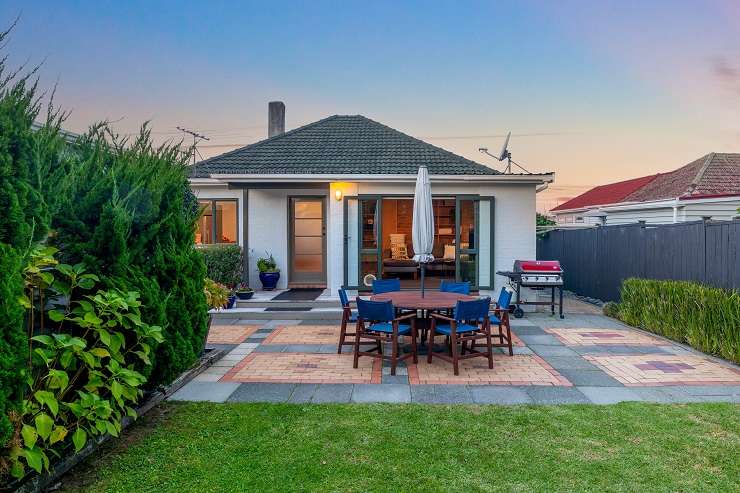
[428,297,492,375]
[337,288,360,354]
[489,287,514,356]
[354,297,417,375]
[372,278,401,295]
[439,280,471,295]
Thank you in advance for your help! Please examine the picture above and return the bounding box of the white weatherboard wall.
[247,188,328,290]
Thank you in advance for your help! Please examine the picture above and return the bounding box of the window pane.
[478,200,491,287]
[347,199,359,286]
[215,201,237,244]
[360,254,378,287]
[294,201,322,219]
[294,254,323,272]
[295,236,323,255]
[196,201,213,245]
[459,200,477,250]
[361,199,378,249]
[459,253,477,284]
[294,219,322,237]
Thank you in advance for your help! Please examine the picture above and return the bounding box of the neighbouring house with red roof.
[550,153,740,226]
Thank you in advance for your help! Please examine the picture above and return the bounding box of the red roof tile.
[551,174,658,211]
[551,153,740,212]
[624,153,740,202]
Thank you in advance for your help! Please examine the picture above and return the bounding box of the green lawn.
[61,402,739,492]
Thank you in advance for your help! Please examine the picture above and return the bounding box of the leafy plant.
[234,282,253,294]
[256,252,278,273]
[8,262,162,479]
[203,279,230,310]
[618,278,739,364]
[200,245,243,288]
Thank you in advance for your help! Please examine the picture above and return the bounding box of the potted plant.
[234,282,255,300]
[257,252,280,290]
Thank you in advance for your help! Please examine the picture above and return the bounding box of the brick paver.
[583,355,740,386]
[544,328,669,346]
[222,353,382,384]
[264,324,343,345]
[207,325,262,344]
[408,355,570,386]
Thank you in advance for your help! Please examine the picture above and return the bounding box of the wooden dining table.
[370,290,477,311]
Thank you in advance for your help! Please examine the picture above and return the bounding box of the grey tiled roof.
[190,115,499,177]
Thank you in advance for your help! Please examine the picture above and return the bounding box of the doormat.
[272,289,324,301]
[265,306,312,312]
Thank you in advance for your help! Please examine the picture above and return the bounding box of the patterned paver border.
[544,328,670,346]
[222,352,382,384]
[584,354,740,386]
[407,354,571,386]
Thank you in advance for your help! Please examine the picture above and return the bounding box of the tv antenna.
[177,126,210,164]
[478,131,532,174]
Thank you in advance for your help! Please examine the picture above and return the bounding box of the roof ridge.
[352,115,498,173]
[685,152,715,196]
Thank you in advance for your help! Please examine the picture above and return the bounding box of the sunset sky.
[2,1,739,211]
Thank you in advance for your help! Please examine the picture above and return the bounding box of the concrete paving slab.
[169,382,240,403]
[519,334,562,346]
[227,383,296,403]
[469,386,532,404]
[430,385,473,404]
[540,356,599,370]
[557,369,623,387]
[312,384,353,403]
[578,386,642,404]
[288,384,318,403]
[410,385,436,403]
[352,384,411,403]
[526,386,590,404]
[529,345,580,357]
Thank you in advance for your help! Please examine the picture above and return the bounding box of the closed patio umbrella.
[412,165,435,297]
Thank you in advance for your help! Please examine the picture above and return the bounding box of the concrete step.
[235,299,338,309]
[210,308,343,321]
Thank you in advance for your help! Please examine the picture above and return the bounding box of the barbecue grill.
[496,260,564,319]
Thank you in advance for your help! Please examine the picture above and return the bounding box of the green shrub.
[8,260,162,479]
[602,301,620,318]
[0,244,26,453]
[201,245,243,288]
[47,125,208,388]
[618,278,740,364]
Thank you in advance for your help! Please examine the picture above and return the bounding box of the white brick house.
[189,102,554,294]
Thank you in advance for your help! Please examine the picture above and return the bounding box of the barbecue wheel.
[513,307,524,319]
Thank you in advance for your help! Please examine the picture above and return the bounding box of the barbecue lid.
[514,260,562,272]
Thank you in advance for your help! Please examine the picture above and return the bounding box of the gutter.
[205,172,555,185]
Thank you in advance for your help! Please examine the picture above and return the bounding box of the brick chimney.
[268,101,285,138]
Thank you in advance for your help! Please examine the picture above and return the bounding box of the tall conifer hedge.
[48,127,208,387]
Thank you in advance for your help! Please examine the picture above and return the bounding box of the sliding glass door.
[344,194,493,290]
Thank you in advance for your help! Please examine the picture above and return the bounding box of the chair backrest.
[453,297,491,322]
[439,280,470,295]
[372,278,401,294]
[497,287,513,310]
[338,288,350,308]
[356,297,395,322]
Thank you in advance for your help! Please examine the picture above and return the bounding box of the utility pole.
[177,126,210,164]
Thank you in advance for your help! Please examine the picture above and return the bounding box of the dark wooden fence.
[536,219,740,302]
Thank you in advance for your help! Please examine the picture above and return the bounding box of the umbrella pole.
[421,262,425,298]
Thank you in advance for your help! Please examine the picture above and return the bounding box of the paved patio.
[172,300,740,405]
